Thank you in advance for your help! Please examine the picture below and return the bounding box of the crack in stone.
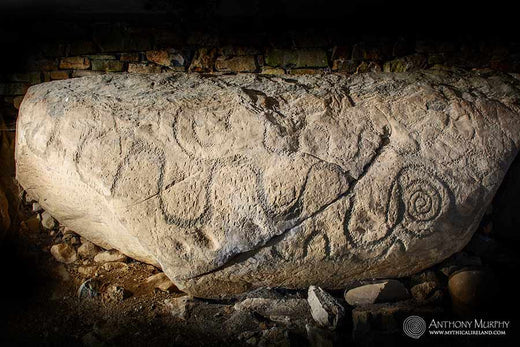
[121,172,204,208]
[187,127,391,281]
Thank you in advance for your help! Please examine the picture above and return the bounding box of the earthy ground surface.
[2,200,309,346]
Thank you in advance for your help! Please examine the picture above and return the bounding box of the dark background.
[0,0,517,64]
[1,1,520,346]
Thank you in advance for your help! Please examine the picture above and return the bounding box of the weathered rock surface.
[410,281,444,304]
[94,249,127,263]
[78,265,98,277]
[235,296,312,327]
[146,272,178,293]
[38,211,56,229]
[32,202,42,213]
[104,285,132,302]
[344,279,409,306]
[410,270,440,287]
[50,243,78,264]
[101,261,129,272]
[448,269,494,315]
[164,296,192,320]
[78,240,101,258]
[15,71,520,298]
[307,286,345,330]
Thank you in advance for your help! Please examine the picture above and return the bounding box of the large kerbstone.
[15,71,520,297]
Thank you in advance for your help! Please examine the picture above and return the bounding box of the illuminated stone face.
[15,71,520,298]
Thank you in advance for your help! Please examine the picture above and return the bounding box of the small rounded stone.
[50,243,78,264]
[448,269,494,315]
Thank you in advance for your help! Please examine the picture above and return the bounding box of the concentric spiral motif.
[404,180,441,222]
[387,166,450,236]
[403,315,426,339]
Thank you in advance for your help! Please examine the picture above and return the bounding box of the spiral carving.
[404,180,441,222]
[387,166,450,236]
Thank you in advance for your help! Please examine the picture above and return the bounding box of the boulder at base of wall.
[15,71,520,297]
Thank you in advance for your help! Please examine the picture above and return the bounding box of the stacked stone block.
[1,31,520,129]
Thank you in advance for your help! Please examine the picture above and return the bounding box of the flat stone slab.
[344,279,409,306]
[15,71,520,297]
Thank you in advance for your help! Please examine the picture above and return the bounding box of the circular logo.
[403,315,426,339]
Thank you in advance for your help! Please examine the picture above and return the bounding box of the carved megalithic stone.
[15,71,520,297]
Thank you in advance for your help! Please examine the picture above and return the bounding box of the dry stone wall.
[2,23,520,128]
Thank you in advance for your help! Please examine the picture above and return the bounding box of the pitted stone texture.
[308,286,345,330]
[15,71,520,298]
[344,280,409,306]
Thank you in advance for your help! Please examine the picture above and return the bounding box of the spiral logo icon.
[403,315,426,339]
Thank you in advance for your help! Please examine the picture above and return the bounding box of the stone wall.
[1,26,519,128]
[1,0,519,126]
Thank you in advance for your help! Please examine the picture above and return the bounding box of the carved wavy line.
[187,127,391,280]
